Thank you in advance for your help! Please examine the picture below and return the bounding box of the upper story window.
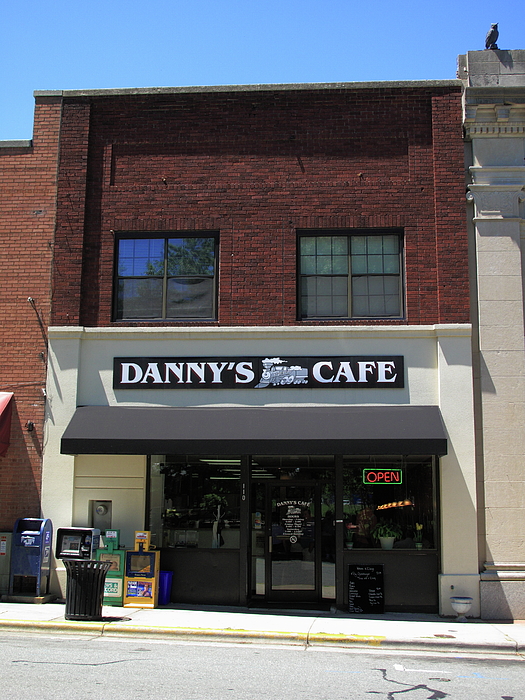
[115,234,218,320]
[298,231,403,319]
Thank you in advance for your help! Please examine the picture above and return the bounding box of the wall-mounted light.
[26,421,34,432]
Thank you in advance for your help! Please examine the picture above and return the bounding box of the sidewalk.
[0,601,524,654]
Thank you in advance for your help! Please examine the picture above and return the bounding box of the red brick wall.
[0,97,61,530]
[51,86,469,328]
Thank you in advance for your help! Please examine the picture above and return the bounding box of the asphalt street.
[1,631,524,700]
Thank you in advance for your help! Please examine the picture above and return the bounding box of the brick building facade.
[50,85,468,328]
[0,96,61,531]
[37,80,477,614]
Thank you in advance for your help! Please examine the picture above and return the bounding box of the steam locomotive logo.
[255,357,309,388]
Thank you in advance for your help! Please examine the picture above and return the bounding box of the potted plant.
[344,522,357,549]
[414,523,423,550]
[371,519,403,550]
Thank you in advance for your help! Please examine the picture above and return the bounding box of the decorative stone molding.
[467,185,524,219]
[469,166,525,187]
[465,124,525,137]
[463,104,525,138]
[481,563,525,581]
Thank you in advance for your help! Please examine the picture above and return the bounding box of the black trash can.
[64,560,111,621]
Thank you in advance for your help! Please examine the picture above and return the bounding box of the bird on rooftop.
[485,23,499,50]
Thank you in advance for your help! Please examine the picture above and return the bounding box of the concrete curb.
[0,619,106,635]
[0,618,522,654]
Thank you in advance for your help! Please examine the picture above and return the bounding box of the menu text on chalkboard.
[348,564,384,614]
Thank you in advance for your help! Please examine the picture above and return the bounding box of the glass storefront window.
[343,455,436,550]
[149,455,241,549]
[250,454,334,482]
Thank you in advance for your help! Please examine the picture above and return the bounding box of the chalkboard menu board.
[348,564,384,614]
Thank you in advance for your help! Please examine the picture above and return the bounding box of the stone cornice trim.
[35,79,460,100]
[465,124,525,137]
[463,103,525,138]
[481,563,525,581]
[48,324,472,343]
[469,166,525,187]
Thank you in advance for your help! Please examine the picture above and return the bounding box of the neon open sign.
[362,469,403,484]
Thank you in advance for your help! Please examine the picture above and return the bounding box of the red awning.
[0,393,14,457]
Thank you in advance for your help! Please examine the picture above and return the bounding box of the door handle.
[269,535,272,553]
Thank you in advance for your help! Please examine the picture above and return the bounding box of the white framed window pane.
[383,255,400,274]
[382,235,399,254]
[332,237,348,255]
[350,236,366,254]
[368,276,384,294]
[369,295,388,315]
[300,238,316,255]
[331,255,348,274]
[301,295,316,316]
[301,256,316,275]
[167,238,215,276]
[316,237,333,256]
[167,277,214,318]
[352,296,369,316]
[316,296,334,316]
[384,276,400,294]
[367,237,383,255]
[316,277,333,295]
[316,255,333,274]
[351,255,367,274]
[301,277,317,295]
[385,294,401,315]
[332,295,348,316]
[367,255,384,274]
[118,239,164,276]
[332,276,348,296]
[118,278,163,318]
[351,275,368,295]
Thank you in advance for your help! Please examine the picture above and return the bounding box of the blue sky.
[1,0,523,140]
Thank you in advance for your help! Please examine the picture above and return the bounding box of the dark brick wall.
[0,97,61,529]
[51,86,469,328]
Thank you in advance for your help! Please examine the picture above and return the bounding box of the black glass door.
[267,482,320,602]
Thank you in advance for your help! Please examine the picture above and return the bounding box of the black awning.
[60,405,447,456]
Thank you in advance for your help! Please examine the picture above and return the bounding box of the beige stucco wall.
[41,324,477,607]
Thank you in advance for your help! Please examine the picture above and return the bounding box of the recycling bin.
[64,559,111,620]
[158,571,173,606]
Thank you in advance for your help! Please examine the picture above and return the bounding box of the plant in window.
[345,522,357,541]
[414,523,423,543]
[200,493,228,513]
[371,519,403,541]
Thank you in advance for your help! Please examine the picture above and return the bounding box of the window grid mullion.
[162,238,168,319]
[347,250,352,318]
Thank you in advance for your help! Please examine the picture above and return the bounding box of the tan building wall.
[460,49,525,619]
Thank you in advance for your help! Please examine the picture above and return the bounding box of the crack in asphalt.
[367,667,450,699]
[12,658,145,667]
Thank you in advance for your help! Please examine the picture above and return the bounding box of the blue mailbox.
[9,518,53,597]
